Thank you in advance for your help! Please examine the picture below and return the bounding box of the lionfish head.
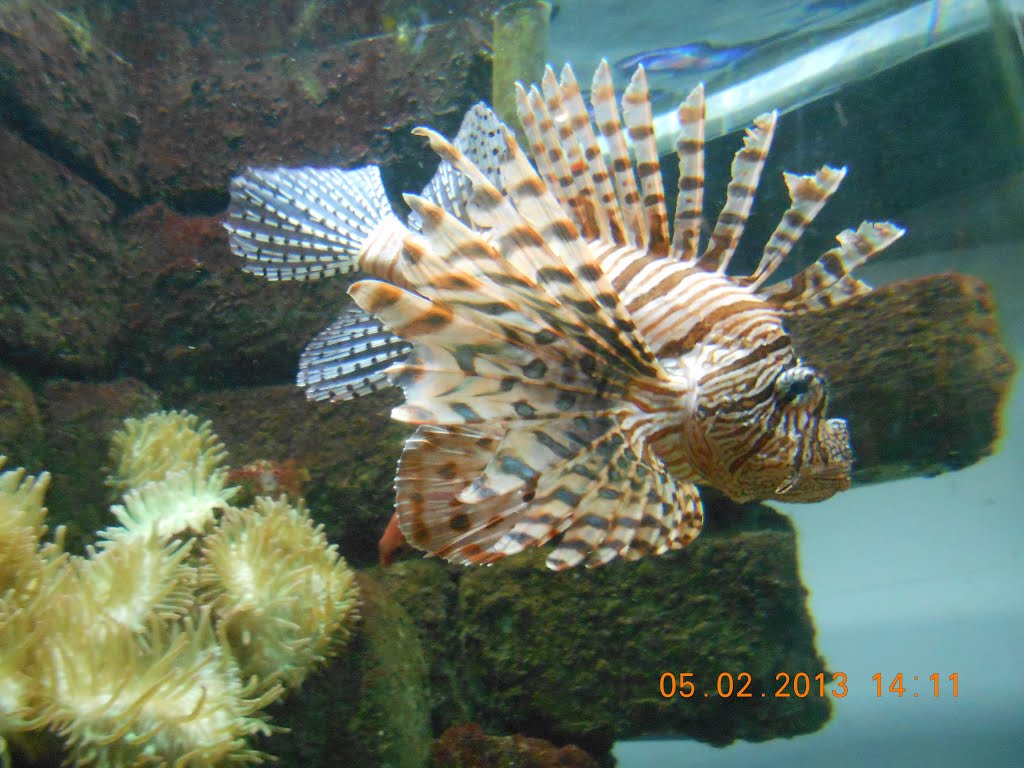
[699,364,853,504]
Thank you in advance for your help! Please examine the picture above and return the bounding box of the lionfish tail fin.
[761,221,905,313]
[697,110,778,274]
[225,165,396,281]
[297,306,411,401]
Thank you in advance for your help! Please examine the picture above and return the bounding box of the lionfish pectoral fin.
[760,221,905,313]
[348,279,625,425]
[297,305,412,401]
[225,164,398,281]
[410,102,510,232]
[396,421,704,570]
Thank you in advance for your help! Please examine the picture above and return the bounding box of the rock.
[0,0,139,199]
[36,378,160,549]
[183,385,411,566]
[259,571,432,768]
[381,497,830,758]
[0,128,120,377]
[0,368,44,470]
[787,272,1016,484]
[127,14,494,203]
[430,723,600,768]
[116,203,351,393]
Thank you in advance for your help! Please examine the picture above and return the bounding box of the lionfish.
[224,61,903,570]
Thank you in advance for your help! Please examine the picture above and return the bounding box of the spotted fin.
[396,422,703,570]
[409,102,510,233]
[760,221,905,313]
[297,306,412,401]
[225,165,396,281]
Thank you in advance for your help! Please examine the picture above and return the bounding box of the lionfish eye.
[775,366,821,405]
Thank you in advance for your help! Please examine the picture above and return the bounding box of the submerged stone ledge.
[260,496,829,767]
[787,272,1016,485]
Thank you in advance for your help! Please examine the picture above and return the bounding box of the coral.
[0,406,360,767]
[200,497,360,692]
[106,409,228,495]
[106,465,235,541]
[36,608,278,768]
[67,535,197,633]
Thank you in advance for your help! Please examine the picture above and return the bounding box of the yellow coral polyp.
[106,410,228,496]
[37,608,281,768]
[200,497,360,691]
[66,535,196,634]
[104,466,236,541]
[0,459,52,598]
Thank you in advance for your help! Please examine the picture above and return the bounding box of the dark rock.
[430,722,600,768]
[375,560,472,732]
[129,16,492,203]
[0,0,139,199]
[183,384,411,567]
[259,571,432,768]
[0,367,44,470]
[788,272,1016,484]
[36,377,160,550]
[116,203,350,393]
[0,128,120,377]
[382,498,830,755]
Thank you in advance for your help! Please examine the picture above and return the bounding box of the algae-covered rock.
[184,385,411,567]
[787,272,1016,484]
[376,498,829,759]
[117,203,352,393]
[37,378,160,550]
[0,128,120,377]
[260,571,432,768]
[376,560,472,731]
[0,368,44,471]
[454,500,829,753]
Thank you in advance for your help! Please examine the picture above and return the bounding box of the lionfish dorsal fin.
[410,102,509,233]
[514,68,599,241]
[555,63,627,244]
[297,305,411,401]
[760,221,904,313]
[591,59,647,249]
[621,65,670,257]
[670,84,706,263]
[696,110,777,274]
[747,165,848,289]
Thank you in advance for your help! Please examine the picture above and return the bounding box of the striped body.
[225,61,903,569]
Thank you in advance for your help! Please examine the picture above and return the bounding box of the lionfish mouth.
[775,417,853,501]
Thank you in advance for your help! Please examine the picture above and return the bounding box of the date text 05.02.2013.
[658,672,961,700]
